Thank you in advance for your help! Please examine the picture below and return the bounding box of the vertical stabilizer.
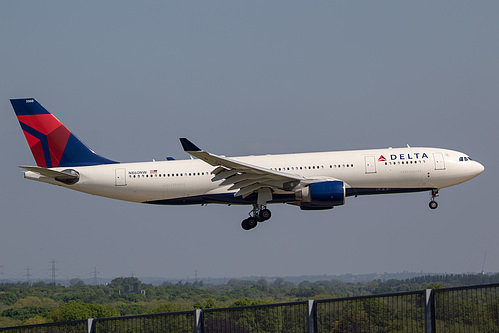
[11,98,118,167]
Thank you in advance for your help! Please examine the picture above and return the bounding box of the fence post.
[87,318,95,333]
[194,309,202,333]
[307,300,315,333]
[425,289,434,333]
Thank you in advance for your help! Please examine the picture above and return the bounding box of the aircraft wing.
[180,138,304,198]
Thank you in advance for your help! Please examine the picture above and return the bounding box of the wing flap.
[227,177,275,191]
[220,173,266,186]
[211,169,240,182]
[235,184,270,198]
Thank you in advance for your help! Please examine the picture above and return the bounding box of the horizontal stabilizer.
[19,165,79,184]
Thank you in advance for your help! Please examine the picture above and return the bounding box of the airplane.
[11,98,484,230]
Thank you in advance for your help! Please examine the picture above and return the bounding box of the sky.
[0,1,498,283]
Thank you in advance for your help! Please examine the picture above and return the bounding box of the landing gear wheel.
[242,204,271,230]
[242,217,258,230]
[429,189,439,210]
[241,219,252,230]
[259,209,271,221]
[246,217,258,229]
[429,201,438,210]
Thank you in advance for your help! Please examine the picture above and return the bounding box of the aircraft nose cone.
[475,161,485,175]
[467,161,484,179]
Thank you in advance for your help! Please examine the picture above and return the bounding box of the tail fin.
[11,98,118,168]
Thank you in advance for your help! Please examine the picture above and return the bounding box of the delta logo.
[378,153,429,162]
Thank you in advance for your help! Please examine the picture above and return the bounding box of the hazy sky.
[1,1,498,283]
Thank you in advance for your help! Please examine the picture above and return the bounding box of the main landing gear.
[429,189,439,210]
[241,204,272,230]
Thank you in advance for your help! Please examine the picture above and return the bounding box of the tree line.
[0,273,498,328]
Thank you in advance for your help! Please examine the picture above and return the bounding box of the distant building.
[119,282,146,295]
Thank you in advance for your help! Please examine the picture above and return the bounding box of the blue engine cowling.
[295,181,345,210]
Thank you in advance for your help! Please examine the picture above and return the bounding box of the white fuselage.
[24,146,484,206]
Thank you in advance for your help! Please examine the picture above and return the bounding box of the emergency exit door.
[364,156,376,174]
[433,153,446,170]
[115,168,127,186]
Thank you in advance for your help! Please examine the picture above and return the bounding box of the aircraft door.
[364,156,376,174]
[433,153,446,170]
[115,168,127,186]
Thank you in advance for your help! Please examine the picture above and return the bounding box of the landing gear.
[241,217,257,230]
[429,189,439,210]
[429,201,438,209]
[259,208,271,222]
[241,204,272,230]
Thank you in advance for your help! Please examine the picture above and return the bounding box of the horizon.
[1,269,497,287]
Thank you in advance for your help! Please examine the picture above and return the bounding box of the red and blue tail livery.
[11,98,483,230]
[11,98,117,167]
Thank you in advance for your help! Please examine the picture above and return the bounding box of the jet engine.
[295,180,345,210]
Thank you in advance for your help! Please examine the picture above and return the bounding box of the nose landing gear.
[241,204,272,230]
[429,189,439,209]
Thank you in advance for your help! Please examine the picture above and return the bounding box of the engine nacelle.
[295,181,345,209]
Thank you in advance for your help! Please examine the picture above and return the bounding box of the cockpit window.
[459,156,472,162]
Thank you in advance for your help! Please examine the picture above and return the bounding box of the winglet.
[180,138,201,152]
